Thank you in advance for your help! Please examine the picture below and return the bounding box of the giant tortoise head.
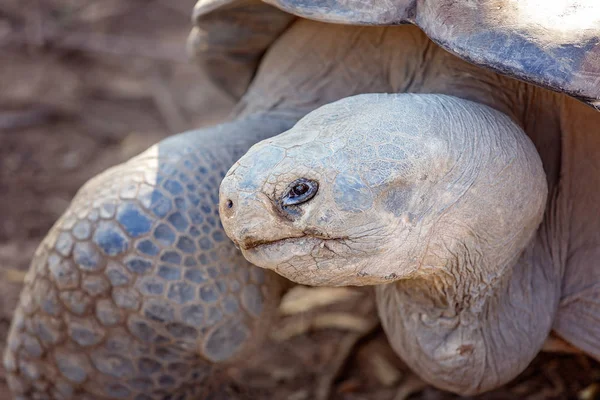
[5,0,600,399]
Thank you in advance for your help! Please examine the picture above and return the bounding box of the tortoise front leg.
[3,114,297,400]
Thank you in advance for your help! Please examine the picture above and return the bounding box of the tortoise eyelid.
[279,178,319,207]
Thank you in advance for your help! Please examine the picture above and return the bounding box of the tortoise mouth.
[240,227,344,251]
[240,234,307,251]
[240,234,346,262]
[240,235,386,287]
[240,236,325,267]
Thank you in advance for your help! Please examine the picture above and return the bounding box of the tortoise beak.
[219,181,302,252]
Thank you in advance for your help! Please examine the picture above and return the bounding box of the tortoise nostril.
[226,199,233,209]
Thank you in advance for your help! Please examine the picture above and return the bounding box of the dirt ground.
[1,1,599,399]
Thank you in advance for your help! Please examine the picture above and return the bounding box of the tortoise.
[4,0,600,398]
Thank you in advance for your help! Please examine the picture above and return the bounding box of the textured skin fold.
[195,0,600,109]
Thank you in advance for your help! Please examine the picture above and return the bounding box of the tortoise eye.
[291,183,309,197]
[280,178,318,207]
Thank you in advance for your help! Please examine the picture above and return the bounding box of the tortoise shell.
[190,0,600,110]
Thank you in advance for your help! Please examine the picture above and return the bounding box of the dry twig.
[148,67,188,134]
[314,318,379,400]
[279,286,362,315]
[2,268,27,283]
[8,29,188,62]
[392,375,427,400]
[542,334,583,355]
[0,106,66,131]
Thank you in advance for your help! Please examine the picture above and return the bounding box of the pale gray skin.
[220,91,600,395]
[221,94,547,287]
[6,20,600,398]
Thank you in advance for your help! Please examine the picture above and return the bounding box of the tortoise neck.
[376,238,562,395]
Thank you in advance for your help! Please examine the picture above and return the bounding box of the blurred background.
[1,1,599,399]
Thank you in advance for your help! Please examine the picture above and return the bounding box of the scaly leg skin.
[2,115,297,400]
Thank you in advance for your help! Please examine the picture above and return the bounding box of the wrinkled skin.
[220,58,600,396]
[220,94,547,288]
[194,0,600,110]
[219,93,552,394]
